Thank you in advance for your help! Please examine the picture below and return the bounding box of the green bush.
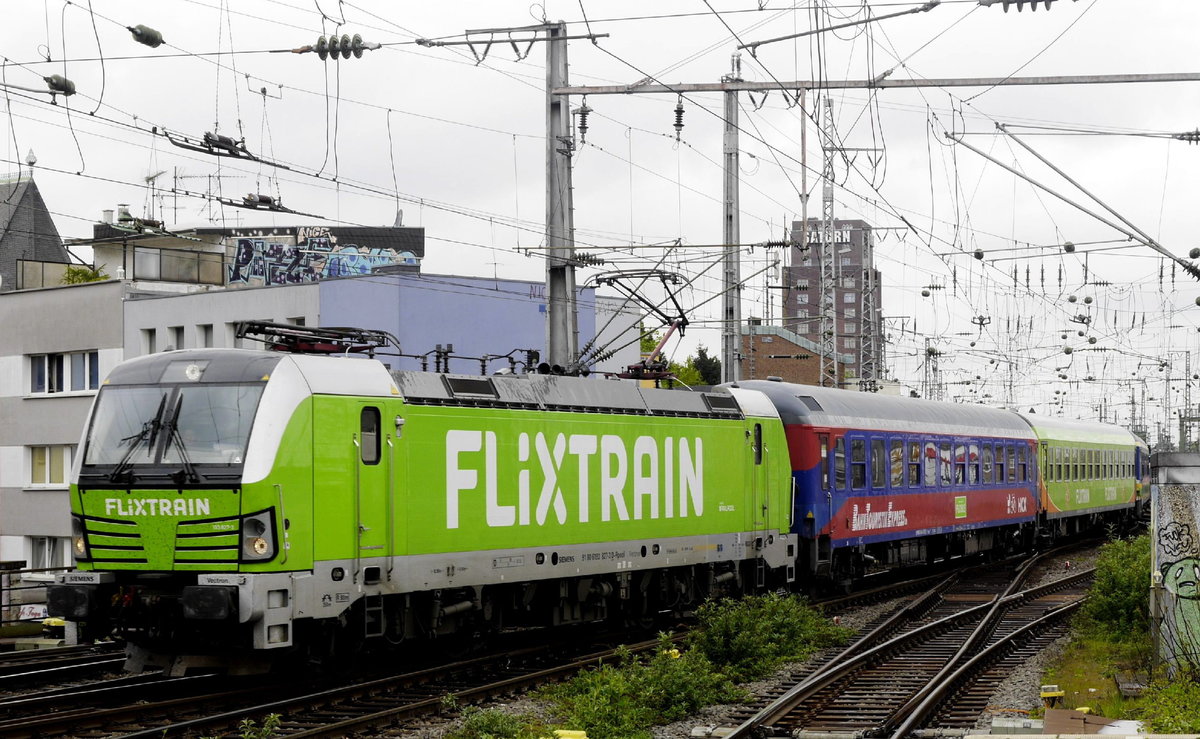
[1079,535,1151,640]
[445,706,549,739]
[687,591,852,682]
[541,637,746,739]
[1139,678,1200,732]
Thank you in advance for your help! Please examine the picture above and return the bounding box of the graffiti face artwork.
[1164,558,1200,600]
[1158,516,1200,672]
[226,227,419,286]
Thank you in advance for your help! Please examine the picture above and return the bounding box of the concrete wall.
[0,280,126,560]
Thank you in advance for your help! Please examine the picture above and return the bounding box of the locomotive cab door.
[354,404,390,582]
[752,422,767,534]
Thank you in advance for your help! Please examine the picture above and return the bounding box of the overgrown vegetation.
[1138,680,1200,732]
[444,706,550,739]
[1041,533,1200,731]
[688,590,851,682]
[1077,534,1151,640]
[513,592,850,739]
[540,637,746,739]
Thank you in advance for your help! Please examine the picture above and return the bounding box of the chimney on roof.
[101,209,113,224]
[116,204,133,223]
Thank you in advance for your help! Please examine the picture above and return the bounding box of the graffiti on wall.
[1154,482,1200,675]
[227,226,420,286]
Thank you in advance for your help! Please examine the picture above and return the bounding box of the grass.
[1039,633,1152,719]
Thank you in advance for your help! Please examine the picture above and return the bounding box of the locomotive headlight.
[70,515,89,561]
[240,510,276,562]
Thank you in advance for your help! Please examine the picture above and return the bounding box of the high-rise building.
[782,218,884,386]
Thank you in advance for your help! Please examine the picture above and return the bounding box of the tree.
[61,264,108,284]
[693,346,721,386]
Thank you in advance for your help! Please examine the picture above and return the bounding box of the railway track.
[0,642,127,693]
[721,551,1092,739]
[0,628,668,738]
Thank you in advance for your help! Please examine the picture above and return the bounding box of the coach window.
[871,439,887,489]
[890,440,905,488]
[908,442,922,486]
[939,442,952,485]
[1017,447,1027,483]
[851,439,867,489]
[360,407,381,465]
[1093,449,1100,479]
[982,445,994,484]
[753,424,763,465]
[995,445,1006,483]
[1006,446,1016,482]
[923,442,937,486]
[834,438,846,489]
[819,435,830,489]
[953,444,967,484]
[968,444,980,484]
[1057,447,1065,481]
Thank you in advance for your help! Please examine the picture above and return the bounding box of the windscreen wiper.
[164,394,199,485]
[109,394,168,483]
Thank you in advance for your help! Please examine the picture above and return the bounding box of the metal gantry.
[818,96,839,387]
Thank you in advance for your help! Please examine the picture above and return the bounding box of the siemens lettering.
[104,498,212,517]
[445,431,704,529]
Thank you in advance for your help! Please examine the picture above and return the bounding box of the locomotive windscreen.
[83,383,265,467]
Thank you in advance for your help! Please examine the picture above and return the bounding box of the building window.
[198,324,214,348]
[797,294,810,304]
[844,322,858,334]
[30,351,99,394]
[840,256,854,266]
[30,536,66,570]
[141,328,157,355]
[30,445,71,487]
[843,292,857,304]
[844,308,857,319]
[802,257,813,267]
[844,337,857,349]
[841,277,857,288]
[795,280,809,290]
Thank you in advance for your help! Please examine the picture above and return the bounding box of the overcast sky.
[5,1,1199,439]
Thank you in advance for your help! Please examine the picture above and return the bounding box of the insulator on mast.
[673,95,685,141]
[576,96,591,144]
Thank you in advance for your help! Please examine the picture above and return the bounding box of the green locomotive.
[49,348,796,673]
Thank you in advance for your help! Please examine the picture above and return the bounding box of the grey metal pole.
[545,21,577,371]
[721,55,742,383]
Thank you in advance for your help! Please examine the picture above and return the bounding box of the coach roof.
[733,380,1035,439]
